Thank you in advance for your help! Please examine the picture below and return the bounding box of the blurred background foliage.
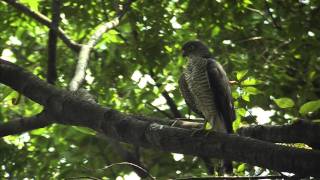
[0,0,320,179]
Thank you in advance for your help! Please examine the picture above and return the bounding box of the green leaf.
[273,98,295,108]
[237,163,246,172]
[232,116,241,130]
[0,86,13,101]
[237,108,247,117]
[211,26,221,37]
[164,45,173,52]
[241,78,261,86]
[205,121,212,130]
[236,70,248,81]
[20,0,39,11]
[243,87,260,95]
[299,100,320,115]
[242,94,250,102]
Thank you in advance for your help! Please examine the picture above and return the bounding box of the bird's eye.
[189,45,195,50]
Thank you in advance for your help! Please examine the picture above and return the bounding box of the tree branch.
[69,0,135,91]
[237,120,320,148]
[63,1,141,176]
[2,0,81,52]
[0,112,53,137]
[149,71,183,118]
[47,0,61,84]
[1,58,320,177]
[160,90,183,118]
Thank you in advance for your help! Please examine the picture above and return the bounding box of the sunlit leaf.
[237,163,246,172]
[273,98,295,108]
[0,86,13,101]
[299,100,320,115]
[236,70,248,81]
[243,87,260,95]
[237,108,247,117]
[211,26,221,37]
[20,0,39,11]
[232,116,241,130]
[241,78,261,86]
[205,122,212,130]
[242,94,250,102]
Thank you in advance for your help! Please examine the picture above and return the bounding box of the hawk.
[179,40,235,172]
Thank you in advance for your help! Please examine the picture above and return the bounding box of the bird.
[179,40,236,173]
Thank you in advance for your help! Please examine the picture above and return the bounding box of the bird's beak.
[182,50,187,57]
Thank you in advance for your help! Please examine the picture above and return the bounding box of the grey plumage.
[179,40,235,133]
[179,40,235,173]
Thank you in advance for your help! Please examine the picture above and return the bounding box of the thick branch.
[1,59,320,177]
[237,120,320,148]
[69,0,135,91]
[0,112,53,137]
[2,0,81,52]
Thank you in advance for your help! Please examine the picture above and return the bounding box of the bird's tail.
[223,160,233,174]
[211,115,233,174]
[211,114,227,133]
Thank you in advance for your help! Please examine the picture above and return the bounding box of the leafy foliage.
[0,0,320,179]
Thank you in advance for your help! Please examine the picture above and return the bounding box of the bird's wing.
[178,74,204,117]
[206,59,235,133]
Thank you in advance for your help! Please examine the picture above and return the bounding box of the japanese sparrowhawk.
[179,40,235,173]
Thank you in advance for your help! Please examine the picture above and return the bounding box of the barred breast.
[185,57,218,119]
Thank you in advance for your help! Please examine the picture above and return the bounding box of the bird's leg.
[191,119,210,136]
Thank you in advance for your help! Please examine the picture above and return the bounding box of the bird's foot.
[191,120,212,136]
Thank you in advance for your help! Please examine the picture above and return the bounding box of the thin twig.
[98,162,155,180]
[146,102,174,119]
[149,71,183,118]
[108,139,150,178]
[47,0,61,84]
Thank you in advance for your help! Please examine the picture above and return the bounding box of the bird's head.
[182,40,211,58]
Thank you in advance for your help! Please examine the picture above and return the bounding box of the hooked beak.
[182,50,187,57]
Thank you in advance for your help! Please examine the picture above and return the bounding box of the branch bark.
[1,59,320,177]
[237,120,320,148]
[2,0,81,52]
[0,112,53,137]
